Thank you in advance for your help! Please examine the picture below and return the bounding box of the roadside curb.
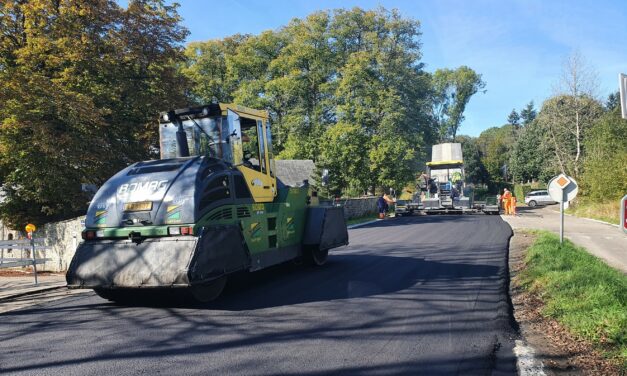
[347,219,383,229]
[508,231,547,376]
[0,285,66,302]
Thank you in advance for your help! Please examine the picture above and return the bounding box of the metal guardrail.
[0,238,51,285]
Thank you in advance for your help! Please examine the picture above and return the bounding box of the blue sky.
[142,0,627,136]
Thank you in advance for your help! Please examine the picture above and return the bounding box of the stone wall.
[38,216,85,272]
[341,197,378,219]
[0,221,19,243]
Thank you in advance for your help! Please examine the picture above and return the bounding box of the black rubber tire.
[304,246,329,266]
[93,288,135,303]
[528,200,537,208]
[189,276,227,303]
[93,288,116,301]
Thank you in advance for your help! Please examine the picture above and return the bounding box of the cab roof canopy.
[426,160,464,170]
[159,103,269,123]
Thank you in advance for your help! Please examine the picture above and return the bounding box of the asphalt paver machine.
[66,103,348,302]
[421,143,473,214]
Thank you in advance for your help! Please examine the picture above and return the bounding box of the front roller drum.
[189,276,228,302]
[303,246,329,266]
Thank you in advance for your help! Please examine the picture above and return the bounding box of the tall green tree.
[579,107,627,201]
[182,7,434,193]
[605,91,620,111]
[431,66,486,141]
[0,0,189,227]
[536,95,603,177]
[457,136,489,185]
[520,101,537,126]
[477,125,516,186]
[509,119,555,183]
[507,109,520,127]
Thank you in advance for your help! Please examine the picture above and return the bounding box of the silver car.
[524,190,557,207]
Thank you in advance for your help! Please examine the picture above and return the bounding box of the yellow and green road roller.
[66,103,348,302]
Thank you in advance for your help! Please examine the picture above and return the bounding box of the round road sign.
[25,223,37,233]
[547,174,578,202]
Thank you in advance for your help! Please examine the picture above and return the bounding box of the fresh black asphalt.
[0,215,517,375]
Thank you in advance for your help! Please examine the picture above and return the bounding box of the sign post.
[547,174,578,244]
[621,195,627,234]
[619,73,627,120]
[25,224,38,285]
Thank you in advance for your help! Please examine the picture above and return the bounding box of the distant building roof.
[275,159,316,187]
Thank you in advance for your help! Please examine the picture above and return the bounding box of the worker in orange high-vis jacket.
[502,188,512,215]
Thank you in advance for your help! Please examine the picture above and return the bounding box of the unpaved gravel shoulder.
[508,231,621,376]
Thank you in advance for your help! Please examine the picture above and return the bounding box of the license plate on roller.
[124,201,153,212]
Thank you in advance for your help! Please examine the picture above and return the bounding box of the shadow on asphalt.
[210,253,499,311]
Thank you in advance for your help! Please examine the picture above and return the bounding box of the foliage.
[431,66,486,141]
[476,125,516,185]
[519,101,537,126]
[536,94,603,178]
[0,0,189,227]
[509,119,556,183]
[457,135,489,185]
[513,183,536,200]
[579,107,627,201]
[318,123,370,195]
[605,92,620,111]
[566,199,621,225]
[507,109,520,127]
[519,231,627,368]
[182,7,437,193]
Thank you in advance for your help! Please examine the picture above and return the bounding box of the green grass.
[518,231,627,369]
[565,199,620,225]
[346,212,379,226]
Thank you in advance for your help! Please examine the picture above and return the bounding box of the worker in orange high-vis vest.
[502,188,512,215]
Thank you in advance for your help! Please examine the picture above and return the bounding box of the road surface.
[0,215,517,375]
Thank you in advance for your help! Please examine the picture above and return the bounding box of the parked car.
[524,190,557,207]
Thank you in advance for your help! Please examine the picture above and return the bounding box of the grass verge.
[566,199,620,225]
[517,231,627,370]
[346,212,379,226]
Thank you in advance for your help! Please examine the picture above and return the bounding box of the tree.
[457,136,489,185]
[520,101,537,126]
[183,7,433,193]
[579,107,627,201]
[509,120,555,183]
[536,95,602,178]
[431,66,486,141]
[318,123,370,194]
[507,109,520,127]
[539,52,602,177]
[0,0,189,227]
[605,91,620,111]
[477,125,516,187]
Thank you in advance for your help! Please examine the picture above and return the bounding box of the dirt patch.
[509,231,622,376]
[0,269,64,277]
